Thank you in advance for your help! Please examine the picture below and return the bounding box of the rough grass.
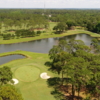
[0,50,57,100]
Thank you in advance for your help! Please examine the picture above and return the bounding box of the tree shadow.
[47,77,71,100]
[47,77,61,88]
[45,61,57,73]
[50,89,65,100]
[47,77,64,100]
[47,77,83,100]
[54,31,63,34]
[65,95,83,100]
[45,61,52,67]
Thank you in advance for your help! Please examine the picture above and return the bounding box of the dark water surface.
[0,34,94,53]
[0,33,94,65]
[0,55,25,65]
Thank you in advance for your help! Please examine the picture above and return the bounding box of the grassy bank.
[0,29,100,44]
[0,50,58,100]
[0,50,31,58]
[1,21,100,44]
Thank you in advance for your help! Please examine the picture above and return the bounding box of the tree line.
[0,9,48,33]
[2,29,42,40]
[49,9,100,33]
[1,9,100,34]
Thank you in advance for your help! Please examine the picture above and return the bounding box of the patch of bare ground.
[59,85,97,100]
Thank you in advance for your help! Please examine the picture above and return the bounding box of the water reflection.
[0,34,94,53]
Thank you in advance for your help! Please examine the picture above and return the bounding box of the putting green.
[15,66,40,82]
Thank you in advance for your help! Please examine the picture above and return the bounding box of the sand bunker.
[40,72,50,79]
[12,78,19,84]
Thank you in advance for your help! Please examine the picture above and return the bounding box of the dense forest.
[0,9,48,33]
[0,9,100,37]
[0,9,100,31]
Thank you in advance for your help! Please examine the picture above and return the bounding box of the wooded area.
[0,10,100,30]
[46,39,100,100]
[0,9,100,39]
[0,66,23,100]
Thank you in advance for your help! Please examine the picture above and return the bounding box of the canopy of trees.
[0,9,100,35]
[0,66,23,100]
[46,39,100,100]
[53,22,68,34]
[0,9,48,33]
[0,66,12,85]
[0,84,23,100]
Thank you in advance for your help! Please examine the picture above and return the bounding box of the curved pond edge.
[0,50,47,66]
[0,50,31,58]
[0,50,46,59]
[0,50,31,66]
[0,30,100,44]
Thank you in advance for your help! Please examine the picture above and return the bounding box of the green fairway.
[0,50,57,100]
[15,66,40,82]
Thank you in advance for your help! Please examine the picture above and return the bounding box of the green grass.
[2,31,100,44]
[0,50,58,100]
[15,66,40,82]
[0,29,99,44]
[49,22,57,31]
[1,22,100,44]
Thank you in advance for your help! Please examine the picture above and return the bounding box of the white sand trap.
[40,72,50,79]
[12,78,19,85]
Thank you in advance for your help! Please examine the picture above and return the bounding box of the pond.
[0,33,94,53]
[0,55,25,65]
[0,33,95,65]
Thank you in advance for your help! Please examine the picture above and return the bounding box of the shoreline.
[0,50,48,66]
[0,50,31,58]
[0,30,100,44]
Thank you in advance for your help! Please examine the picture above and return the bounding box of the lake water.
[0,33,94,65]
[0,33,94,53]
[0,55,25,65]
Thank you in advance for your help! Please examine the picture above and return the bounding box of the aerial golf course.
[1,8,100,100]
[0,21,100,100]
[0,50,58,100]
